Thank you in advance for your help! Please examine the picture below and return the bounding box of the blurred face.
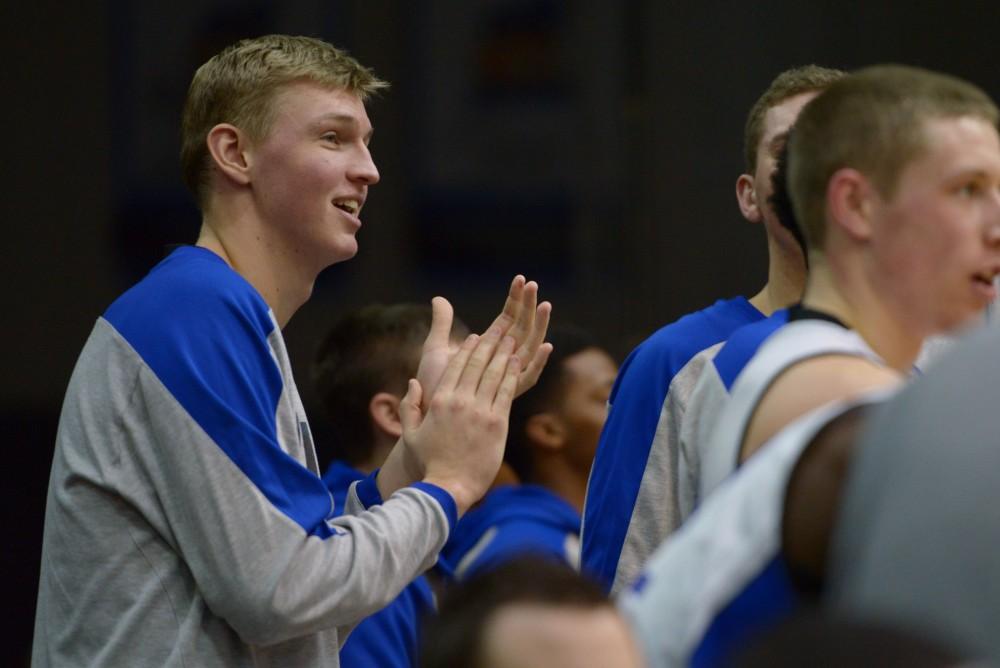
[553,348,617,473]
[248,81,380,275]
[481,604,644,668]
[868,115,1000,335]
[752,91,819,246]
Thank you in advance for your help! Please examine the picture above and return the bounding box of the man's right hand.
[399,324,521,515]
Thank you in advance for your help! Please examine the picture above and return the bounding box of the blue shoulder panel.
[713,309,789,391]
[106,246,339,538]
[581,298,765,590]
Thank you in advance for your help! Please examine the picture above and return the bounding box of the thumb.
[399,378,425,435]
[424,297,455,353]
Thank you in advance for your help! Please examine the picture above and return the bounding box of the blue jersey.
[323,462,435,668]
[581,297,764,592]
[441,484,581,580]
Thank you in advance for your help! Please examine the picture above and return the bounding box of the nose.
[349,144,380,186]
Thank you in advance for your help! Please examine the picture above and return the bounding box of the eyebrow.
[313,113,375,142]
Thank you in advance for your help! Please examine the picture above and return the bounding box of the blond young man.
[581,65,844,594]
[33,35,551,667]
[622,64,1000,668]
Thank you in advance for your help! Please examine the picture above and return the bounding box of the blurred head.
[504,326,617,484]
[421,557,643,668]
[312,303,468,469]
[181,34,387,209]
[789,65,1000,334]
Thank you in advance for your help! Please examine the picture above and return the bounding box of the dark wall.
[7,1,1000,662]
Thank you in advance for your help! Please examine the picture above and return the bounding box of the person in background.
[312,302,468,667]
[442,326,617,580]
[421,557,644,668]
[582,65,845,594]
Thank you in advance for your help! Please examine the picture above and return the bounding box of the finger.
[399,379,424,434]
[516,342,554,398]
[423,296,455,354]
[437,333,480,392]
[456,324,505,393]
[488,275,526,335]
[507,281,539,343]
[515,300,551,361]
[492,354,522,415]
[475,335,516,402]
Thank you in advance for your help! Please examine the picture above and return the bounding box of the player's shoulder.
[105,246,273,348]
[621,297,764,381]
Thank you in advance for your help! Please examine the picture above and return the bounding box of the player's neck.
[197,206,314,329]
[531,457,587,514]
[749,239,807,316]
[803,259,923,372]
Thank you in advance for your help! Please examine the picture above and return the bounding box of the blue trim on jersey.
[690,555,799,668]
[323,461,435,668]
[355,469,384,509]
[441,484,580,579]
[581,298,765,590]
[714,310,790,391]
[412,482,458,533]
[105,246,339,539]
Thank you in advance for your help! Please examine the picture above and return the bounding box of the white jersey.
[698,319,883,501]
[619,390,893,668]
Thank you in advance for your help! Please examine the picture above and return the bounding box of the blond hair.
[788,64,998,250]
[744,65,846,173]
[180,34,388,207]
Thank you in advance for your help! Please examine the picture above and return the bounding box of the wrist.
[421,476,478,517]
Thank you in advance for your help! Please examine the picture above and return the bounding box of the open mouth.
[333,199,360,216]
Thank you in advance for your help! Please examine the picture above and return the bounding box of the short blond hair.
[180,34,388,207]
[788,64,998,251]
[744,65,846,173]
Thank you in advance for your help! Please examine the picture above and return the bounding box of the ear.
[369,391,403,439]
[205,123,253,187]
[826,168,875,243]
[736,173,763,224]
[524,413,565,451]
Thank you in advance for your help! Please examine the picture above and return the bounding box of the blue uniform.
[323,462,435,668]
[441,484,581,580]
[581,297,765,592]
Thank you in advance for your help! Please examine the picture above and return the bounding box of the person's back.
[829,321,1000,661]
[581,66,844,593]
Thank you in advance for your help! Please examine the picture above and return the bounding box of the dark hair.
[311,303,467,468]
[504,325,600,482]
[769,136,808,262]
[420,557,609,668]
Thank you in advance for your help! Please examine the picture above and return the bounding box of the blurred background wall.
[5,0,998,662]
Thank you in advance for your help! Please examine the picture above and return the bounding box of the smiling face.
[868,115,1000,335]
[247,81,379,273]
